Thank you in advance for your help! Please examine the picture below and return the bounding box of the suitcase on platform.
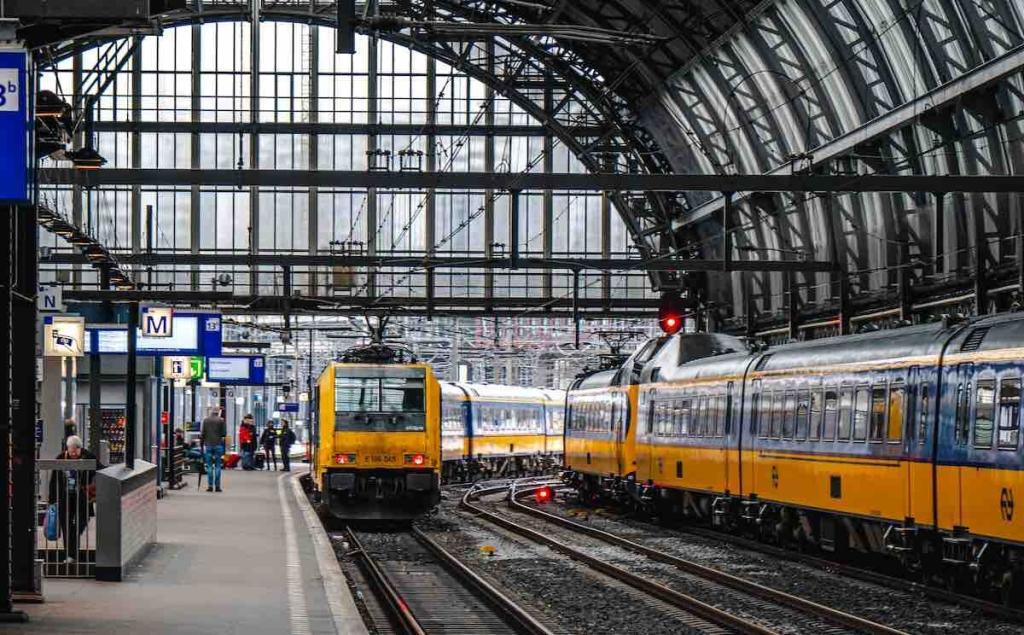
[223,453,241,469]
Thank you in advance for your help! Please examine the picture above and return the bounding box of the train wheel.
[999,570,1019,607]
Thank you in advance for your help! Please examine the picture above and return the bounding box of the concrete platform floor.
[8,469,366,635]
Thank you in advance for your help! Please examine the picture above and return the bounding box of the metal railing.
[37,459,99,578]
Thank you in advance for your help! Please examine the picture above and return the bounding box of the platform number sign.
[0,68,20,111]
[0,49,29,203]
[1001,487,1014,522]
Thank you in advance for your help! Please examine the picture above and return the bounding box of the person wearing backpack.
[279,421,296,472]
[238,414,257,471]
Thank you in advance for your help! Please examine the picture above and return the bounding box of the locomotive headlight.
[335,453,357,465]
[404,453,426,466]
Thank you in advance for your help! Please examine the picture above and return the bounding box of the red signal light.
[658,293,688,335]
[536,486,553,503]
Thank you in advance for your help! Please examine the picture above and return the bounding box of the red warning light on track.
[535,486,553,503]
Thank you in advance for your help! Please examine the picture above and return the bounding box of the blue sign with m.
[0,49,29,203]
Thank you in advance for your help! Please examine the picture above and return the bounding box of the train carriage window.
[838,387,853,441]
[750,381,762,436]
[782,391,797,440]
[956,364,974,445]
[918,385,930,445]
[756,390,769,438]
[695,396,706,438]
[680,399,692,436]
[998,378,1021,450]
[869,385,887,442]
[716,395,727,437]
[973,378,996,449]
[823,388,839,441]
[796,391,811,441]
[770,392,784,439]
[809,388,823,441]
[888,381,905,443]
[853,387,870,441]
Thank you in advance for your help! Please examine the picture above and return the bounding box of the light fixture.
[234,396,245,406]
[66,147,107,170]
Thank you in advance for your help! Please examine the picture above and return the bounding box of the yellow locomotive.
[314,345,442,521]
[314,343,565,521]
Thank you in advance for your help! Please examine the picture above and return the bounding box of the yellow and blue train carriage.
[567,315,1024,600]
[439,382,565,480]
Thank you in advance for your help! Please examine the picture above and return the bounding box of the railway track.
[344,525,553,635]
[673,519,1024,625]
[462,482,907,635]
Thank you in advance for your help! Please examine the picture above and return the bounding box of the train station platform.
[12,470,366,635]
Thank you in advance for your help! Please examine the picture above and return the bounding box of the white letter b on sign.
[0,69,19,112]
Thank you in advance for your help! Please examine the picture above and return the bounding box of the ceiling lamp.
[36,90,71,119]
[66,147,107,170]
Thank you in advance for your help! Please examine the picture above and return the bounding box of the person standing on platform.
[201,407,227,492]
[238,414,257,471]
[48,435,105,563]
[279,421,296,472]
[260,422,278,471]
[63,417,77,443]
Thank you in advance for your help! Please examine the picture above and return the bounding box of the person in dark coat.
[279,421,296,472]
[48,435,105,562]
[260,422,278,471]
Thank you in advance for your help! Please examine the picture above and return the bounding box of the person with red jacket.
[238,414,258,471]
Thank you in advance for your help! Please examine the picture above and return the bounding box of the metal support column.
[787,271,799,341]
[509,190,520,270]
[897,234,912,323]
[89,264,111,456]
[973,195,989,315]
[0,203,26,622]
[934,192,946,280]
[572,268,580,349]
[744,273,756,338]
[542,76,554,299]
[11,203,38,597]
[722,192,733,270]
[248,0,261,296]
[370,27,382,297]
[838,274,851,336]
[483,41,495,310]
[125,302,139,470]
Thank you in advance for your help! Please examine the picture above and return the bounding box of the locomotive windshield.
[334,367,426,432]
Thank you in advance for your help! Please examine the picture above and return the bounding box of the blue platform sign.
[278,402,300,413]
[206,355,266,385]
[88,312,222,357]
[0,49,30,203]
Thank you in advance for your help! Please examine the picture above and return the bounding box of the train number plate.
[367,454,398,464]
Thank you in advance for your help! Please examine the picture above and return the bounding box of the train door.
[724,382,735,494]
[946,363,974,531]
[640,390,657,484]
[613,391,626,476]
[741,380,760,497]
